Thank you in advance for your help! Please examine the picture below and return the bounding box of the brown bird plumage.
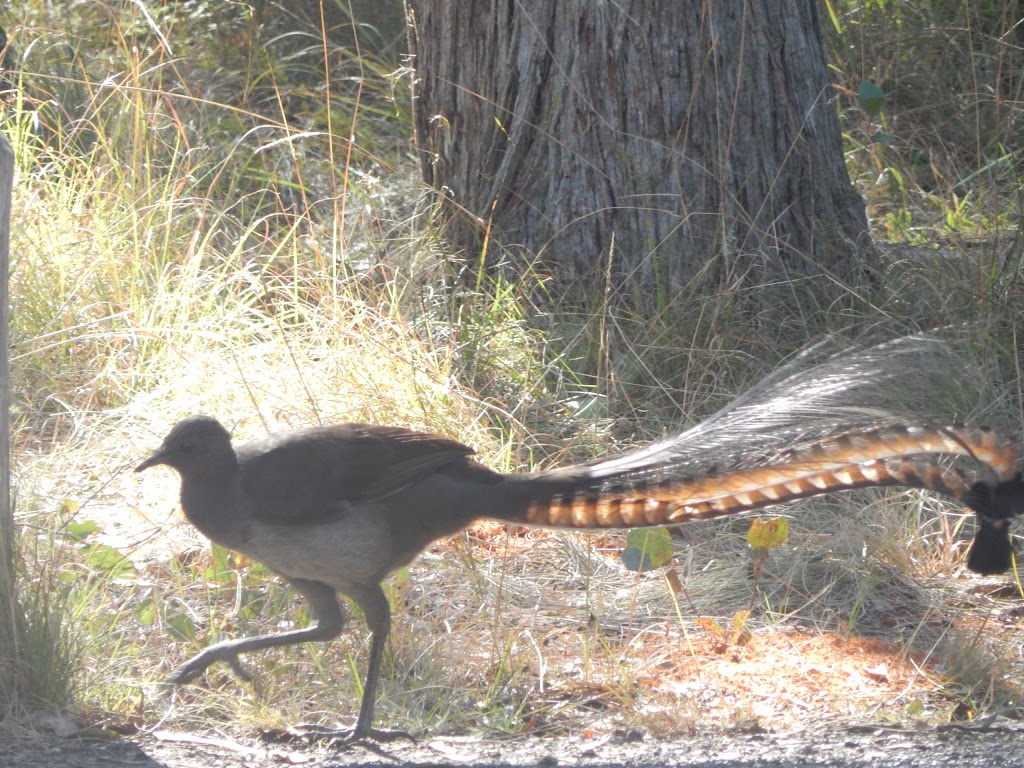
[135,336,1023,742]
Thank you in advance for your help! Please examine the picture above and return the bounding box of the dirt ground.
[5,720,1024,768]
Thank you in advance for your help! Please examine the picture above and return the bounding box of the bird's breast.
[179,478,253,550]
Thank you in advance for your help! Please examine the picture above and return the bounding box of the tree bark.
[406,0,874,312]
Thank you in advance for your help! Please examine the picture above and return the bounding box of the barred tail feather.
[781,424,1017,481]
[521,423,1016,526]
[523,454,976,528]
[500,335,1024,574]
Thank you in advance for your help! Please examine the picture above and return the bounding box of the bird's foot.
[293,722,416,748]
[166,648,253,685]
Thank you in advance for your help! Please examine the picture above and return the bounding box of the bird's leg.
[338,617,413,744]
[301,583,415,747]
[168,579,344,685]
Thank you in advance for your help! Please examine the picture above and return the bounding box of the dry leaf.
[863,663,889,682]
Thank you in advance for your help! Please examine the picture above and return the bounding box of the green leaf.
[166,613,197,642]
[823,0,841,35]
[869,132,896,144]
[858,80,886,116]
[64,520,100,541]
[746,517,789,551]
[905,697,925,718]
[59,499,81,516]
[80,543,135,576]
[621,528,673,573]
[204,542,236,583]
[134,598,156,626]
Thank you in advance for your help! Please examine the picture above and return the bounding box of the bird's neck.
[179,466,251,549]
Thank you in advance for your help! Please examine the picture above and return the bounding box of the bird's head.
[136,415,236,475]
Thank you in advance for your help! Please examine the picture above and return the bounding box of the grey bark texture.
[406,0,873,310]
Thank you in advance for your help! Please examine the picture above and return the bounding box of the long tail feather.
[501,336,1023,574]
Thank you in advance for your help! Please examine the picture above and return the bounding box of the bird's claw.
[165,664,203,686]
[165,650,253,685]
[293,722,416,748]
[331,727,416,748]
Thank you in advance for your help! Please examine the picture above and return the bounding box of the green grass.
[2,0,1024,743]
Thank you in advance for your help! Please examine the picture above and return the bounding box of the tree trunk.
[406,0,874,312]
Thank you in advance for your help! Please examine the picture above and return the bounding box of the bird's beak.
[135,449,168,473]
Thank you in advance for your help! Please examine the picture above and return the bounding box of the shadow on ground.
[5,722,1024,768]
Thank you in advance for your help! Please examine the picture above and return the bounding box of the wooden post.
[0,130,15,704]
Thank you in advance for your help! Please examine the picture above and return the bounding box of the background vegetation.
[1,0,1023,742]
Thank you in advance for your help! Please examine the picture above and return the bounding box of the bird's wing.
[237,423,477,525]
